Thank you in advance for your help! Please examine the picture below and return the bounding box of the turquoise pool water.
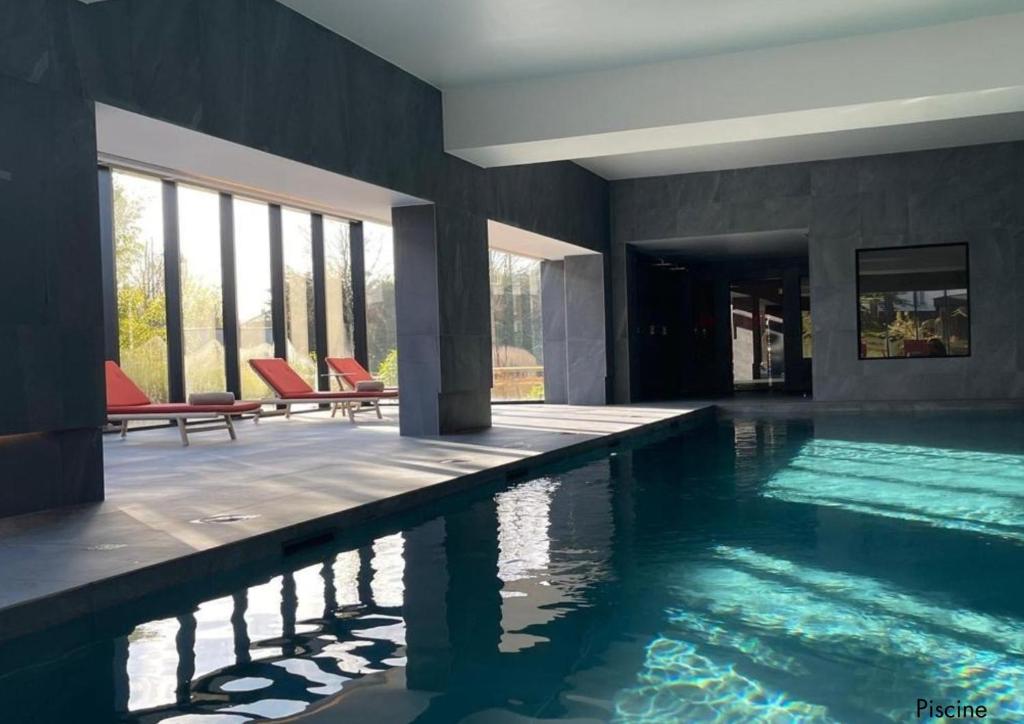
[3,412,1024,723]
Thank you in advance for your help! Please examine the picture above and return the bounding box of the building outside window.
[364,222,398,386]
[282,208,317,385]
[857,244,969,359]
[234,198,274,399]
[177,185,225,396]
[112,170,169,401]
[489,249,544,401]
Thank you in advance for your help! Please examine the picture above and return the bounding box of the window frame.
[855,242,971,361]
[100,164,375,406]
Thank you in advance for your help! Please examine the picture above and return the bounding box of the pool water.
[3,411,1024,723]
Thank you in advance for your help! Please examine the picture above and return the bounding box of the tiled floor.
[0,403,707,639]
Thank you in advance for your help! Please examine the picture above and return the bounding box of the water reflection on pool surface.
[3,412,1024,723]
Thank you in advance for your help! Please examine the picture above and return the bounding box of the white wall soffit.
[94,104,425,224]
[444,12,1024,178]
[487,220,596,261]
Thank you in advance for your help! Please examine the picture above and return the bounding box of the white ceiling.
[280,1,1024,179]
[578,111,1024,179]
[279,0,1024,88]
[487,220,595,261]
[86,1,1024,181]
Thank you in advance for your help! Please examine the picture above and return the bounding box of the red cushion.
[105,361,151,407]
[108,401,262,415]
[903,339,931,357]
[326,357,374,385]
[248,358,314,396]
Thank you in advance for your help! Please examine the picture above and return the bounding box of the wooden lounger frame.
[107,410,260,447]
[260,397,384,422]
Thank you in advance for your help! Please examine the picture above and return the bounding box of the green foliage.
[375,348,399,388]
[114,177,170,400]
[366,276,397,373]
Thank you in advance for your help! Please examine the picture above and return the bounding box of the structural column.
[564,254,607,405]
[392,204,492,436]
[540,260,568,404]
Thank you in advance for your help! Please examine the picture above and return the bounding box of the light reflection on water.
[3,412,1024,722]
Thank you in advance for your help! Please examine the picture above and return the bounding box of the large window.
[857,244,969,359]
[282,208,317,385]
[489,249,544,401]
[178,185,225,395]
[324,217,355,360]
[113,171,169,402]
[364,222,397,386]
[105,168,396,407]
[234,198,274,399]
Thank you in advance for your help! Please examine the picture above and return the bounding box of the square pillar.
[0,76,104,518]
[540,260,568,404]
[393,204,492,436]
[564,254,607,405]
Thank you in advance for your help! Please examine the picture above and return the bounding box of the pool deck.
[0,403,711,643]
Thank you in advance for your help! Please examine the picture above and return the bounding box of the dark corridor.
[628,248,812,401]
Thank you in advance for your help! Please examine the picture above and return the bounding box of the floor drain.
[439,458,468,464]
[86,543,128,551]
[191,513,261,524]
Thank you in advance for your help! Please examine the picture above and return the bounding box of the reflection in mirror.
[857,244,969,358]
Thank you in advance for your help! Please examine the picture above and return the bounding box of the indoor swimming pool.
[2,411,1024,723]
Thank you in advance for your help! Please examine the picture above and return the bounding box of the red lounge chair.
[248,358,397,422]
[903,339,931,357]
[325,356,398,393]
[105,361,261,447]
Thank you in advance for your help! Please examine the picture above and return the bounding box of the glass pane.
[857,244,969,358]
[283,208,316,385]
[234,198,274,399]
[113,171,168,402]
[324,217,355,360]
[178,185,225,396]
[730,280,784,391]
[489,249,544,401]
[801,276,812,359]
[364,222,398,386]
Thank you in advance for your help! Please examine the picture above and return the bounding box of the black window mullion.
[97,166,119,363]
[349,221,369,369]
[268,204,287,359]
[311,213,329,390]
[162,180,186,402]
[220,193,241,398]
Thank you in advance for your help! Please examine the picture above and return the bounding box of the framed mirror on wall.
[857,243,970,359]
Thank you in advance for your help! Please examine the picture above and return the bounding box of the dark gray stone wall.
[564,254,608,405]
[67,0,610,255]
[0,71,105,515]
[394,204,492,435]
[540,261,568,404]
[0,0,610,506]
[611,142,1024,402]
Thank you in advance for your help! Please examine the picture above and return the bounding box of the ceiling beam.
[443,13,1024,177]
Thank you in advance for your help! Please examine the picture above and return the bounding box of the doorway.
[730,279,785,391]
